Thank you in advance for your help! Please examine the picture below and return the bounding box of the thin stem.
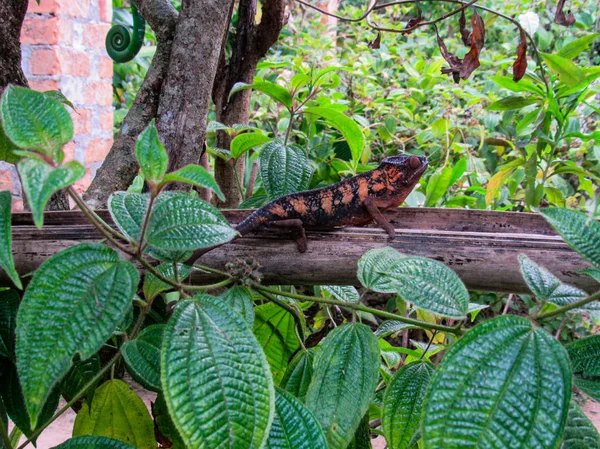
[294,0,379,22]
[193,264,232,278]
[535,291,600,320]
[0,414,13,449]
[67,188,128,242]
[254,285,464,335]
[502,294,513,315]
[185,278,233,292]
[17,352,122,449]
[136,192,157,257]
[419,330,438,360]
[260,290,307,347]
[284,112,295,146]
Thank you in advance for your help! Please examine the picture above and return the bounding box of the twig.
[419,329,438,360]
[502,293,513,314]
[293,0,379,22]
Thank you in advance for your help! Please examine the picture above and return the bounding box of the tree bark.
[212,0,287,208]
[84,0,178,208]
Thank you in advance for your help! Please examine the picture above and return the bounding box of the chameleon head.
[380,154,428,187]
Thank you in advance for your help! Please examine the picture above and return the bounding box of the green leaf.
[574,377,600,402]
[107,191,149,242]
[0,191,21,289]
[135,121,168,182]
[0,122,20,164]
[18,158,85,228]
[423,315,572,449]
[519,254,597,312]
[143,263,193,301]
[425,166,453,206]
[73,379,156,449]
[42,90,76,111]
[357,247,405,293]
[16,243,139,427]
[374,320,417,338]
[557,33,599,60]
[541,208,600,269]
[560,400,600,449]
[254,302,302,384]
[231,132,272,159]
[348,413,373,449]
[382,361,434,449]
[0,85,73,155]
[220,286,255,327]
[486,96,540,111]
[280,349,315,402]
[52,436,139,449]
[146,194,237,251]
[265,388,328,449]
[322,285,360,303]
[161,296,274,449]
[162,164,224,200]
[122,325,164,392]
[230,80,293,110]
[541,53,586,87]
[260,139,313,200]
[449,159,467,185]
[60,354,101,406]
[305,323,380,449]
[153,393,185,449]
[0,290,18,358]
[566,335,600,377]
[304,107,365,165]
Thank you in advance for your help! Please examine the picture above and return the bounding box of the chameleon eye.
[408,155,421,169]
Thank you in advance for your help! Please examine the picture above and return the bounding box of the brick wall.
[0,0,114,211]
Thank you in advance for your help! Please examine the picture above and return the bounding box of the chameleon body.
[236,154,428,237]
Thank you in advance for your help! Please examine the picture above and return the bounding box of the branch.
[253,0,289,57]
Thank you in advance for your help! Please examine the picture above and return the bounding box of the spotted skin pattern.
[236,154,428,235]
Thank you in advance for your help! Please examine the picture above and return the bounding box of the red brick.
[58,0,90,17]
[62,141,76,162]
[98,0,112,22]
[61,51,90,77]
[57,17,73,45]
[83,24,111,48]
[71,109,91,135]
[0,171,12,193]
[85,138,112,164]
[84,82,113,106]
[27,0,59,14]
[30,48,61,76]
[12,199,24,213]
[28,79,59,92]
[21,16,59,45]
[72,168,92,195]
[99,110,114,131]
[99,57,113,79]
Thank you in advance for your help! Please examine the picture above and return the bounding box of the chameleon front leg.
[363,197,396,239]
[265,219,308,253]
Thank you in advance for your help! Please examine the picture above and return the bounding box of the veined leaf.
[0,192,21,289]
[0,85,73,155]
[348,412,373,449]
[566,335,600,377]
[18,159,85,228]
[220,286,255,327]
[73,379,155,449]
[265,388,328,449]
[280,349,315,402]
[259,139,312,200]
[519,254,598,311]
[108,191,148,241]
[16,243,139,427]
[0,290,18,358]
[574,377,600,402]
[322,285,360,303]
[486,96,539,111]
[143,263,193,301]
[52,436,138,449]
[305,323,380,449]
[425,166,453,206]
[161,296,274,449]
[560,400,600,449]
[374,320,417,338]
[304,107,365,165]
[254,302,302,384]
[153,393,185,449]
[357,247,405,293]
[42,90,75,111]
[230,80,293,110]
[161,164,224,200]
[146,194,237,251]
[122,325,164,392]
[231,132,271,159]
[541,208,600,269]
[0,122,20,164]
[60,354,101,407]
[541,53,586,87]
[423,315,572,449]
[135,120,168,182]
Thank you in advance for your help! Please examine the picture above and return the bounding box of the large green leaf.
[423,315,572,449]
[265,388,328,449]
[153,393,185,449]
[560,400,600,449]
[374,321,417,338]
[322,285,360,303]
[18,158,85,228]
[254,302,301,384]
[0,85,73,155]
[382,361,434,449]
[519,254,598,311]
[161,296,274,449]
[147,194,237,250]
[280,349,315,402]
[52,436,138,449]
[231,132,272,159]
[60,354,101,407]
[107,191,148,241]
[0,289,18,358]
[0,191,21,289]
[541,53,586,87]
[486,96,540,111]
[566,335,600,377]
[304,107,365,165]
[425,166,453,206]
[220,285,255,327]
[16,243,139,427]
[135,121,168,182]
[143,263,193,301]
[357,247,405,293]
[230,79,293,110]
[122,325,164,392]
[162,164,224,200]
[557,33,600,60]
[305,323,380,449]
[259,139,312,200]
[73,379,156,449]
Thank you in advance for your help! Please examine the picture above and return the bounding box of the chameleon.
[186,153,427,263]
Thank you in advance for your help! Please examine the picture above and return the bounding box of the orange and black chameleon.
[187,154,427,263]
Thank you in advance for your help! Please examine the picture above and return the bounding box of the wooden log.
[6,208,596,293]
